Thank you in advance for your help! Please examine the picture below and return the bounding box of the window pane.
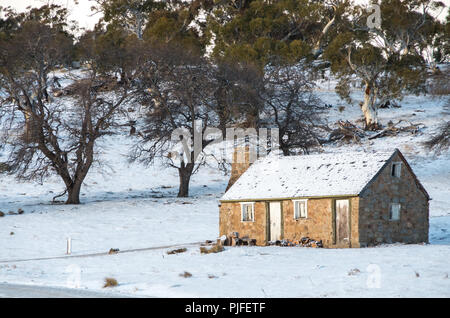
[390,203,400,220]
[300,202,306,217]
[242,204,253,221]
[392,163,401,177]
[294,201,307,219]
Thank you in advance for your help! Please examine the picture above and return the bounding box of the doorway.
[335,199,350,245]
[269,202,282,241]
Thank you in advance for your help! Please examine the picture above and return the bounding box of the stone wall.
[358,152,429,246]
[219,196,360,247]
[219,201,268,245]
[282,197,360,248]
[282,199,333,246]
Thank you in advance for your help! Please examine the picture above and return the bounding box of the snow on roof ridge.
[265,149,395,159]
[221,149,397,201]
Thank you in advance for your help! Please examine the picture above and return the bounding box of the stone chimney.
[226,145,253,191]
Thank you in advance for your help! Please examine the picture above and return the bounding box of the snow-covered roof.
[221,150,397,201]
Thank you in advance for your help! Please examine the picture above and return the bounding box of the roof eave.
[358,148,431,200]
[358,149,398,197]
[220,193,359,203]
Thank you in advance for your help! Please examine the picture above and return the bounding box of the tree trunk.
[136,12,143,40]
[361,83,380,130]
[66,182,82,204]
[219,113,228,138]
[178,163,194,197]
[23,111,36,143]
[280,143,290,156]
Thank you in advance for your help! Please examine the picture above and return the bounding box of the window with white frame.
[389,203,401,220]
[293,200,308,219]
[391,162,402,178]
[241,203,255,222]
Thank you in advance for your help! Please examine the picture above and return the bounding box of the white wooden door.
[269,202,282,241]
[335,199,350,243]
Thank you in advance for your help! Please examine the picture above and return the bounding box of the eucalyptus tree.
[324,0,445,130]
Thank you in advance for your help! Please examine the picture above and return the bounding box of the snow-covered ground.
[0,85,449,297]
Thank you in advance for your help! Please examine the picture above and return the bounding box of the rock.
[17,208,24,214]
[0,211,4,217]
[348,268,361,276]
[218,235,227,246]
[108,248,120,254]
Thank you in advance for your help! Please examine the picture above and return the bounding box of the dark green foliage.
[205,0,339,67]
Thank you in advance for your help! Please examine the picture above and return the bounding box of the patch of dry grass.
[200,244,224,254]
[167,248,187,255]
[180,271,192,278]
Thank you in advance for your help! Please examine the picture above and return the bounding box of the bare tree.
[209,60,263,136]
[425,69,450,153]
[0,21,140,204]
[130,45,217,197]
[261,61,326,155]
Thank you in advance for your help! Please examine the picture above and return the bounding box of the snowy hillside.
[0,79,449,297]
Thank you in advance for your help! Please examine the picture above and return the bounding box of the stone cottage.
[219,148,429,248]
